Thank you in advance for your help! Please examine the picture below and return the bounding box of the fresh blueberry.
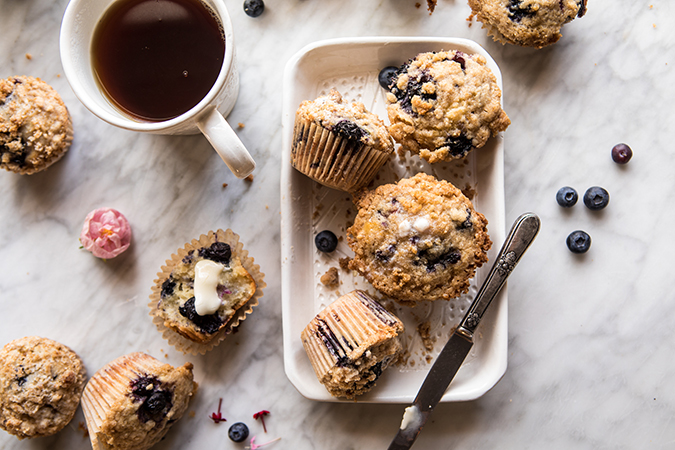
[228,422,250,442]
[566,230,591,254]
[243,0,264,17]
[583,186,610,210]
[378,66,399,90]
[556,186,578,207]
[611,143,633,164]
[315,230,338,253]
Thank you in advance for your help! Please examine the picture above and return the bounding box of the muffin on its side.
[150,229,265,354]
[386,50,509,163]
[347,173,492,305]
[81,352,196,450]
[292,89,394,192]
[0,336,86,440]
[301,290,404,399]
[0,76,73,174]
[468,0,587,48]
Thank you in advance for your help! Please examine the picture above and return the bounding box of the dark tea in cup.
[92,0,225,122]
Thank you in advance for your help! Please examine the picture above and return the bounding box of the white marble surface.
[1,0,675,449]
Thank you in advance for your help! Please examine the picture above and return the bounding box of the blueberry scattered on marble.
[556,186,578,208]
[315,230,338,253]
[243,0,264,17]
[228,422,249,442]
[611,143,633,164]
[378,66,399,90]
[566,230,591,254]
[583,186,610,211]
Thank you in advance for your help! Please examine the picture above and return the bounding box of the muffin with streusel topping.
[468,0,587,48]
[292,88,394,192]
[385,50,509,163]
[347,173,492,305]
[0,76,72,174]
[0,336,86,440]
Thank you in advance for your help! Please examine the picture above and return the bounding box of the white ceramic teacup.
[59,0,255,178]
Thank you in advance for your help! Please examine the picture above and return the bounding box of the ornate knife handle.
[458,213,541,336]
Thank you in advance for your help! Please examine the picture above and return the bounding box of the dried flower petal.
[253,410,270,432]
[80,207,131,259]
[210,398,226,424]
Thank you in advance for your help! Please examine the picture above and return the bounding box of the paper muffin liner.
[148,229,266,355]
[81,352,169,450]
[301,290,404,382]
[291,118,392,193]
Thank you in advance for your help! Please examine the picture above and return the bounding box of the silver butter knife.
[387,212,541,450]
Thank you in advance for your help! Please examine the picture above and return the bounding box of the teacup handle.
[197,106,255,178]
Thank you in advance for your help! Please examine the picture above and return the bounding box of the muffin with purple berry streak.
[149,229,265,354]
[291,89,394,193]
[81,352,196,450]
[301,290,404,399]
[468,0,587,48]
[385,50,509,163]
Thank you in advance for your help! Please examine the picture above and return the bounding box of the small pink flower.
[80,208,131,259]
[247,436,281,450]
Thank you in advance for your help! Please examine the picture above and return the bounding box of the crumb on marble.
[222,183,228,188]
[238,122,245,128]
[415,2,421,7]
[245,174,254,182]
[467,13,474,26]
[426,0,437,13]
[189,410,196,418]
[320,267,340,289]
[25,53,32,60]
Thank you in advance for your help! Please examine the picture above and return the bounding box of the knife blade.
[387,212,541,450]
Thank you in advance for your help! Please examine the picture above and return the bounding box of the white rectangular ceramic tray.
[281,37,507,403]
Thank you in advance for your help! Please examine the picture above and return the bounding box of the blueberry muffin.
[301,290,404,399]
[0,336,86,439]
[149,229,265,354]
[81,352,196,450]
[468,0,587,48]
[347,173,492,305]
[292,89,394,192]
[385,51,510,163]
[0,76,73,174]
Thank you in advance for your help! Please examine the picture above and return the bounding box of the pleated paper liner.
[148,229,266,355]
[81,352,192,450]
[301,290,404,382]
[291,118,392,193]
